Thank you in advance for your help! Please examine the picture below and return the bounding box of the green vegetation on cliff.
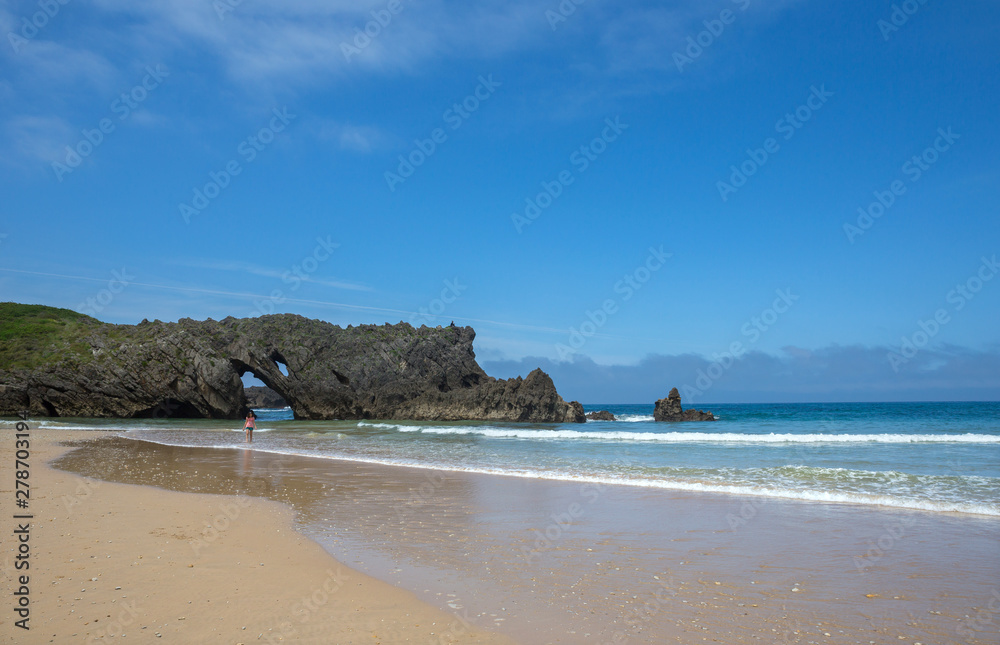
[0,303,100,370]
[0,304,585,422]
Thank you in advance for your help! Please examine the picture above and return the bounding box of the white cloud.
[54,0,555,89]
[3,31,118,93]
[2,114,74,164]
[3,1,808,115]
[337,126,376,152]
[484,344,1000,404]
[129,110,170,128]
[0,0,810,167]
[175,258,374,292]
[313,121,393,153]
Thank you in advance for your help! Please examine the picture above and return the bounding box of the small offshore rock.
[653,388,715,422]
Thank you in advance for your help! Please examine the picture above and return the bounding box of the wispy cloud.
[1,0,807,165]
[80,0,547,88]
[484,345,1000,403]
[314,121,393,153]
[129,110,170,128]
[0,266,394,314]
[1,115,74,166]
[174,258,374,292]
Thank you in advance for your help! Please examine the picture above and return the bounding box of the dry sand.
[5,428,998,645]
[0,429,515,644]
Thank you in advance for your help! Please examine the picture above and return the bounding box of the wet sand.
[0,430,515,644]
[48,434,1000,644]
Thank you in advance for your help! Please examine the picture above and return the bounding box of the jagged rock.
[653,387,715,422]
[585,410,616,421]
[244,386,287,409]
[0,306,585,423]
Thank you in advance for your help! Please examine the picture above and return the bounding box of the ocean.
[24,401,1000,516]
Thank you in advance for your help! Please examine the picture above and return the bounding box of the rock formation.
[653,388,715,422]
[0,304,585,423]
[244,386,287,409]
[585,410,616,421]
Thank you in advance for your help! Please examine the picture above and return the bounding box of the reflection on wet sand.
[54,437,1000,645]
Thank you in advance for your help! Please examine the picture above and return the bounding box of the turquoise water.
[17,401,1000,516]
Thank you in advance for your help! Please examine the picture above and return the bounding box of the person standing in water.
[244,410,257,443]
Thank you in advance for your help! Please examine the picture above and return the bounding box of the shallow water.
[19,401,1000,516]
[51,436,1000,645]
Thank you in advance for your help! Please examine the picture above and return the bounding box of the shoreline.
[27,414,1000,519]
[44,431,1000,644]
[0,429,516,644]
[137,434,1000,518]
[128,432,1000,518]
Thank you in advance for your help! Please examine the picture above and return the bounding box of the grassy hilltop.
[0,303,102,370]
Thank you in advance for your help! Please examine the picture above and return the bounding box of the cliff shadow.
[133,397,206,419]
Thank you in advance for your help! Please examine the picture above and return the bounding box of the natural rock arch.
[0,310,585,423]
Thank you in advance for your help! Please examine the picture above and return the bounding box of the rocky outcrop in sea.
[0,309,585,423]
[244,386,287,409]
[653,388,716,422]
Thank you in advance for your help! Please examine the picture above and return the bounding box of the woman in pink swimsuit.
[244,410,257,443]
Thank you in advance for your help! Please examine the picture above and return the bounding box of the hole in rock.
[240,370,288,410]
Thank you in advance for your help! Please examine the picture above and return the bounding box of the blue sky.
[1,0,998,403]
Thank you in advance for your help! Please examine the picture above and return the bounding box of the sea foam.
[363,423,1000,444]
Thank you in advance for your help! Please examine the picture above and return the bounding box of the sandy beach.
[1,427,992,645]
[0,428,515,644]
[4,1,997,642]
